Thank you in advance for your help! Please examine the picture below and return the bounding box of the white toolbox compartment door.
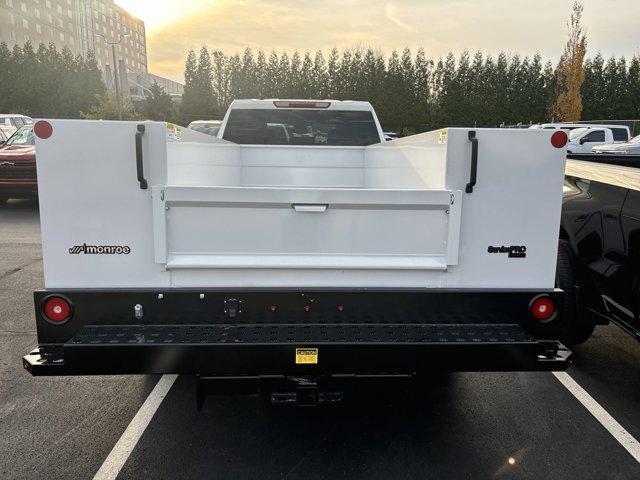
[153,186,462,271]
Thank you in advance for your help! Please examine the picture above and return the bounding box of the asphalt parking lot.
[1,199,639,479]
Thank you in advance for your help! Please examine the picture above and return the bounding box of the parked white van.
[530,123,630,143]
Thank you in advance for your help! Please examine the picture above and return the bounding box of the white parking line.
[553,371,640,463]
[93,374,178,480]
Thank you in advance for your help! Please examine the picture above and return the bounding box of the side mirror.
[579,138,587,145]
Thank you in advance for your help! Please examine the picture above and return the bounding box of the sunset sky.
[115,0,640,83]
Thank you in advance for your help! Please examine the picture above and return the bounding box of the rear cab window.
[222,109,381,146]
[611,128,629,142]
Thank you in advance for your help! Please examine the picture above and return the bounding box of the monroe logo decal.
[69,243,131,255]
[488,245,527,258]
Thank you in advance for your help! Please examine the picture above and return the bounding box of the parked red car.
[0,125,36,204]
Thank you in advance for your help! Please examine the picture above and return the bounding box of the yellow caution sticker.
[295,348,318,364]
[438,129,448,144]
[166,123,182,142]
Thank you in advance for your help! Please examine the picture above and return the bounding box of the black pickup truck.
[558,160,640,344]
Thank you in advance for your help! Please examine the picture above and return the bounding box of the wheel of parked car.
[556,240,596,346]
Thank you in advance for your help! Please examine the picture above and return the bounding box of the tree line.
[180,44,640,132]
[0,41,104,118]
[0,41,176,122]
[2,0,638,133]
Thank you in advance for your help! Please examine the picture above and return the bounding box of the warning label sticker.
[295,348,318,365]
[438,129,448,144]
[166,123,182,142]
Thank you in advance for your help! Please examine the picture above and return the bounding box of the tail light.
[551,130,568,148]
[273,101,331,109]
[34,120,53,139]
[530,296,556,322]
[42,295,72,324]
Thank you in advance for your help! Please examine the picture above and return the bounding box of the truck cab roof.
[227,99,376,111]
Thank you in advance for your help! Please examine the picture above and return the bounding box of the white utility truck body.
[25,100,570,403]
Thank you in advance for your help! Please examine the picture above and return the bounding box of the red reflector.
[531,297,555,321]
[43,296,71,323]
[304,305,311,313]
[337,305,345,313]
[273,101,331,109]
[34,120,53,139]
[550,130,568,148]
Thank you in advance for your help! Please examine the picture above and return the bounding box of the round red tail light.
[43,296,72,324]
[551,130,568,148]
[530,296,556,321]
[34,120,53,139]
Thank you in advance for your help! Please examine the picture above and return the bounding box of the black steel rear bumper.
[23,323,570,376]
[24,289,571,376]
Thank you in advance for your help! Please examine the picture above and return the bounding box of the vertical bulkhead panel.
[36,120,170,288]
[444,128,566,289]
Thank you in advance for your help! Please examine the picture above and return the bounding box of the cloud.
[385,2,416,34]
[138,0,640,83]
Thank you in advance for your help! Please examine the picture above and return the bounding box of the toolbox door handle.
[135,124,148,190]
[466,130,478,194]
[292,204,328,213]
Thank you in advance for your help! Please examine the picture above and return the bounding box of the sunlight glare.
[115,0,215,32]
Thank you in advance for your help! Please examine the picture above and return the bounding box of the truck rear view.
[24,100,571,405]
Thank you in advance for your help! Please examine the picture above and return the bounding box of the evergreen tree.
[336,49,353,100]
[326,48,340,98]
[527,54,547,123]
[383,50,405,129]
[226,53,244,103]
[299,52,314,99]
[142,81,175,121]
[582,54,605,119]
[211,49,228,114]
[195,45,216,116]
[290,51,302,97]
[542,60,557,120]
[434,52,457,126]
[414,48,432,125]
[240,48,256,98]
[494,53,510,124]
[626,57,640,119]
[312,50,328,98]
[277,52,290,98]
[255,50,268,98]
[180,49,199,122]
[266,51,280,97]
